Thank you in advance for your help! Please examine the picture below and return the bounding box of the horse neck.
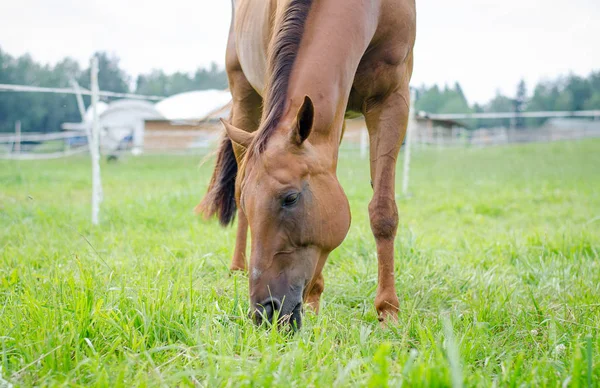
[283,0,379,166]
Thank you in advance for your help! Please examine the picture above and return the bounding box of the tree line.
[0,48,228,133]
[415,72,600,128]
[1,46,599,132]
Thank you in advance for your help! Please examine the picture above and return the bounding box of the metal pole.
[90,57,102,225]
[14,121,21,155]
[402,89,416,197]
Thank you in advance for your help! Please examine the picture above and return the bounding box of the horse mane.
[252,0,313,154]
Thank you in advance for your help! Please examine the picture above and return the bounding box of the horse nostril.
[256,298,281,324]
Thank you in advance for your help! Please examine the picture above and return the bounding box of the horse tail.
[195,134,238,226]
[195,0,239,226]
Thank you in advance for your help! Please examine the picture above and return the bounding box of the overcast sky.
[1,0,598,104]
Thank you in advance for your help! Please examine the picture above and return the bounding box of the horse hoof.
[378,310,399,328]
[375,292,400,327]
[229,264,246,272]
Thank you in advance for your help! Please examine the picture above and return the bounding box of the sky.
[1,0,599,104]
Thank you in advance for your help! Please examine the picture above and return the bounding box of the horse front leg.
[304,273,324,313]
[229,207,249,271]
[363,85,410,323]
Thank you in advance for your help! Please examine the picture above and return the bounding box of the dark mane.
[253,0,313,154]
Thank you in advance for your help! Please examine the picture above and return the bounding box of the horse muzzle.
[252,294,304,330]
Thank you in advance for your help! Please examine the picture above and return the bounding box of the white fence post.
[90,57,103,225]
[70,80,87,121]
[14,121,21,156]
[70,80,88,152]
[402,89,416,197]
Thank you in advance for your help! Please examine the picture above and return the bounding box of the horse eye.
[282,193,300,207]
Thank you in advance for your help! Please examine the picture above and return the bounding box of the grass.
[1,139,599,386]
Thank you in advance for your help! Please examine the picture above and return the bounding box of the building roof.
[154,89,232,121]
[101,99,163,120]
[416,112,467,128]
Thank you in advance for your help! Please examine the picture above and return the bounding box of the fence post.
[402,89,416,197]
[70,80,87,121]
[451,126,457,147]
[90,57,103,225]
[14,120,21,156]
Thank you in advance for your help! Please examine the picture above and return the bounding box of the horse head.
[223,96,351,329]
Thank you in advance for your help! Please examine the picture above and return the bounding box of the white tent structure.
[63,100,164,153]
[83,101,108,122]
[97,100,163,152]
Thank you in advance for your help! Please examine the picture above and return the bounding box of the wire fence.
[3,75,600,225]
[411,123,600,149]
[3,120,599,160]
[0,130,89,160]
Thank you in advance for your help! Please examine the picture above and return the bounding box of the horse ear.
[291,95,314,145]
[221,118,255,148]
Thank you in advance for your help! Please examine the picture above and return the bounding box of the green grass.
[1,139,599,386]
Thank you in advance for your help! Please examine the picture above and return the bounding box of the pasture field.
[1,139,599,387]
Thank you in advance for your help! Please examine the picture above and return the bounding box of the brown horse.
[197,0,416,329]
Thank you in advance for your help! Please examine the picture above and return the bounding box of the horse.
[197,0,416,329]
